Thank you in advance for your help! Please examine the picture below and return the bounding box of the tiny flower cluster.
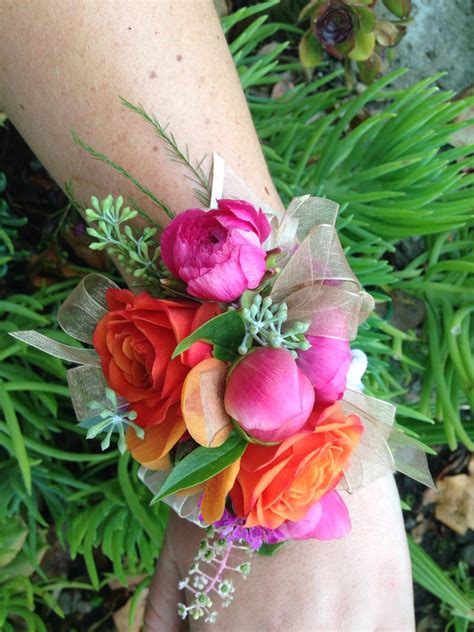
[176,525,253,624]
[211,509,283,550]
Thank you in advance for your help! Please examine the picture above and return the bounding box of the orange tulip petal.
[181,358,232,447]
[201,458,241,523]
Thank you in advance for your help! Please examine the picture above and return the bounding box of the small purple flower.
[212,509,283,550]
[73,222,87,237]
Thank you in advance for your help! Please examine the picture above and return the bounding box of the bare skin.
[0,2,415,630]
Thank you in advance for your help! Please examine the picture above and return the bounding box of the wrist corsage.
[11,103,433,624]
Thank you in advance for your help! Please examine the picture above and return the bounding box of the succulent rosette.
[298,0,410,84]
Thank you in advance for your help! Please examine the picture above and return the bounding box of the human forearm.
[0,0,281,223]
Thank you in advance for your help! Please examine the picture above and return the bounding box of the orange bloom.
[230,403,363,529]
[93,288,220,427]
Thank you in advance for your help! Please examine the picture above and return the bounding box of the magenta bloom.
[224,348,315,443]
[297,335,352,404]
[275,491,351,541]
[160,199,271,302]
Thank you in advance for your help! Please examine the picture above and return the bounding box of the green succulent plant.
[298,0,411,84]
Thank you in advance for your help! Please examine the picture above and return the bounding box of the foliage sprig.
[85,194,167,283]
[86,388,144,454]
[120,98,211,207]
[177,526,252,623]
[71,130,174,221]
[239,294,311,357]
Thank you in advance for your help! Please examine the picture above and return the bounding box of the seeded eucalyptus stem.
[239,294,311,358]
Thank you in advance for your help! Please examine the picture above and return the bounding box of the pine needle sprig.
[128,197,164,232]
[71,130,175,220]
[120,98,212,206]
[64,180,85,213]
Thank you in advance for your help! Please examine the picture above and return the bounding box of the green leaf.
[118,454,166,545]
[0,544,48,582]
[257,542,285,557]
[299,30,323,68]
[151,432,247,503]
[221,0,279,33]
[358,6,376,33]
[382,0,411,18]
[408,537,474,617]
[0,300,49,325]
[172,310,246,360]
[0,381,31,494]
[348,31,375,62]
[358,54,382,85]
[0,517,28,567]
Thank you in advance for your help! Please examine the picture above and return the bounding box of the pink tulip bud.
[297,335,352,404]
[224,347,315,443]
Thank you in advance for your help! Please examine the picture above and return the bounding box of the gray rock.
[389,0,474,92]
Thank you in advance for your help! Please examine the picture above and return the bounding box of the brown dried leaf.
[108,573,148,591]
[271,80,295,100]
[425,459,474,535]
[451,85,474,148]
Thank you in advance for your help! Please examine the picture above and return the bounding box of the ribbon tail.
[9,330,101,367]
[138,466,203,526]
[58,273,119,343]
[66,365,126,421]
[388,429,435,488]
[341,389,434,490]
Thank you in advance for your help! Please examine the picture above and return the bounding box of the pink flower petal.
[275,491,351,542]
[310,491,351,540]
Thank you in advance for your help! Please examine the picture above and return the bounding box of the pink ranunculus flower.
[297,335,352,405]
[160,199,271,302]
[275,490,351,541]
[224,347,315,443]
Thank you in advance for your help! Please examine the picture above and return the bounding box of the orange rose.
[93,288,220,427]
[230,403,363,529]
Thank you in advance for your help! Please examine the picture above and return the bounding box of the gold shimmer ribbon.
[341,389,434,490]
[206,154,432,489]
[211,157,373,341]
[9,274,119,421]
[138,467,204,525]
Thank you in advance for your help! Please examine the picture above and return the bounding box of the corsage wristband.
[11,105,434,624]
